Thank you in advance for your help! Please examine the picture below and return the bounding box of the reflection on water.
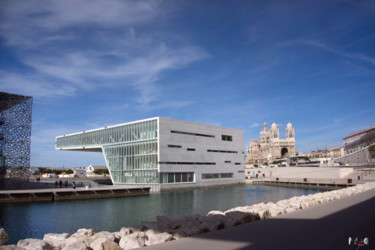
[0,185,326,244]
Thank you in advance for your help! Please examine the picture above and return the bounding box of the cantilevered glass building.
[56,117,244,190]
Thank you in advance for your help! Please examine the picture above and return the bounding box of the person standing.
[72,181,76,189]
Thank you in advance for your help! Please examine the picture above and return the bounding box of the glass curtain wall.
[57,119,158,184]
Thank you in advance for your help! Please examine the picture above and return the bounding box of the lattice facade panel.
[0,92,32,189]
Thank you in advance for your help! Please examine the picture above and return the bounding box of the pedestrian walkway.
[145,189,375,250]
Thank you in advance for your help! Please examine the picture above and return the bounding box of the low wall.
[250,167,353,179]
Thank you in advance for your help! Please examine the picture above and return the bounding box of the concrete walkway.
[145,189,375,250]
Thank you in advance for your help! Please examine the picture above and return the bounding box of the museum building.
[56,117,245,190]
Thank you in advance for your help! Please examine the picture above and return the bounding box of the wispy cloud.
[0,0,208,106]
[249,122,262,128]
[279,39,375,66]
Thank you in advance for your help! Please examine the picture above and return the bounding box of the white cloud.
[0,0,209,106]
[249,122,262,128]
[279,39,375,66]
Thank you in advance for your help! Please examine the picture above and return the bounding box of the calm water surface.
[0,185,326,244]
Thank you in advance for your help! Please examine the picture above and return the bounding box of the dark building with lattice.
[0,92,33,189]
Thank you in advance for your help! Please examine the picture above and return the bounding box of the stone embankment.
[1,182,374,250]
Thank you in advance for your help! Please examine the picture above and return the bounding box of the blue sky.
[1,0,374,167]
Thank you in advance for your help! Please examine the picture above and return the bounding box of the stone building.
[245,122,296,164]
[334,125,375,165]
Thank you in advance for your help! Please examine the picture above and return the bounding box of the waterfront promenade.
[145,188,375,250]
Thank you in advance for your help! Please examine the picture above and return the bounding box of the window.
[225,160,231,163]
[168,145,182,148]
[160,172,194,183]
[222,135,233,141]
[207,149,238,154]
[187,148,196,151]
[202,173,233,179]
[235,163,241,165]
[171,130,215,138]
[159,161,215,165]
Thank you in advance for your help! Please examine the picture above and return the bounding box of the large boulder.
[118,232,148,249]
[61,240,89,250]
[144,230,173,246]
[224,211,260,225]
[207,213,237,228]
[17,238,53,250]
[90,238,121,250]
[0,228,9,246]
[90,231,115,243]
[0,245,24,250]
[200,215,225,232]
[156,216,180,230]
[115,227,134,241]
[138,221,169,233]
[75,228,95,237]
[43,233,70,249]
[173,215,209,237]
[64,235,91,248]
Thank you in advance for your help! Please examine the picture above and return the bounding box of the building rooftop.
[343,126,375,140]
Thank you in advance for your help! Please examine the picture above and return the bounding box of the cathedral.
[245,122,296,164]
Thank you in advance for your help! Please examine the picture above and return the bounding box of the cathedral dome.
[287,122,293,129]
[271,123,278,129]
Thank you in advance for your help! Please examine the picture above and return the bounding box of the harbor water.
[0,184,327,244]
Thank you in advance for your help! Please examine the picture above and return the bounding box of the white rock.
[17,238,53,250]
[65,234,91,248]
[90,238,121,250]
[144,230,173,246]
[43,233,70,249]
[0,245,24,250]
[90,231,115,243]
[0,228,9,246]
[117,227,133,239]
[61,240,88,250]
[207,210,225,216]
[118,232,147,249]
[75,228,95,237]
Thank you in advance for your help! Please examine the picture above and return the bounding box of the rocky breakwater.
[1,182,374,250]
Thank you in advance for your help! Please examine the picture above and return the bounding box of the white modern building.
[56,117,245,190]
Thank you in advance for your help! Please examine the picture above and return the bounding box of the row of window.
[167,144,195,151]
[57,119,158,148]
[201,173,233,179]
[160,172,195,183]
[159,161,216,165]
[207,149,238,154]
[222,135,233,141]
[171,130,214,138]
[170,130,234,142]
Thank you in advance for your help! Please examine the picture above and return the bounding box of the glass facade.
[56,119,158,184]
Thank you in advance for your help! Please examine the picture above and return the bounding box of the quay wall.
[247,167,353,179]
